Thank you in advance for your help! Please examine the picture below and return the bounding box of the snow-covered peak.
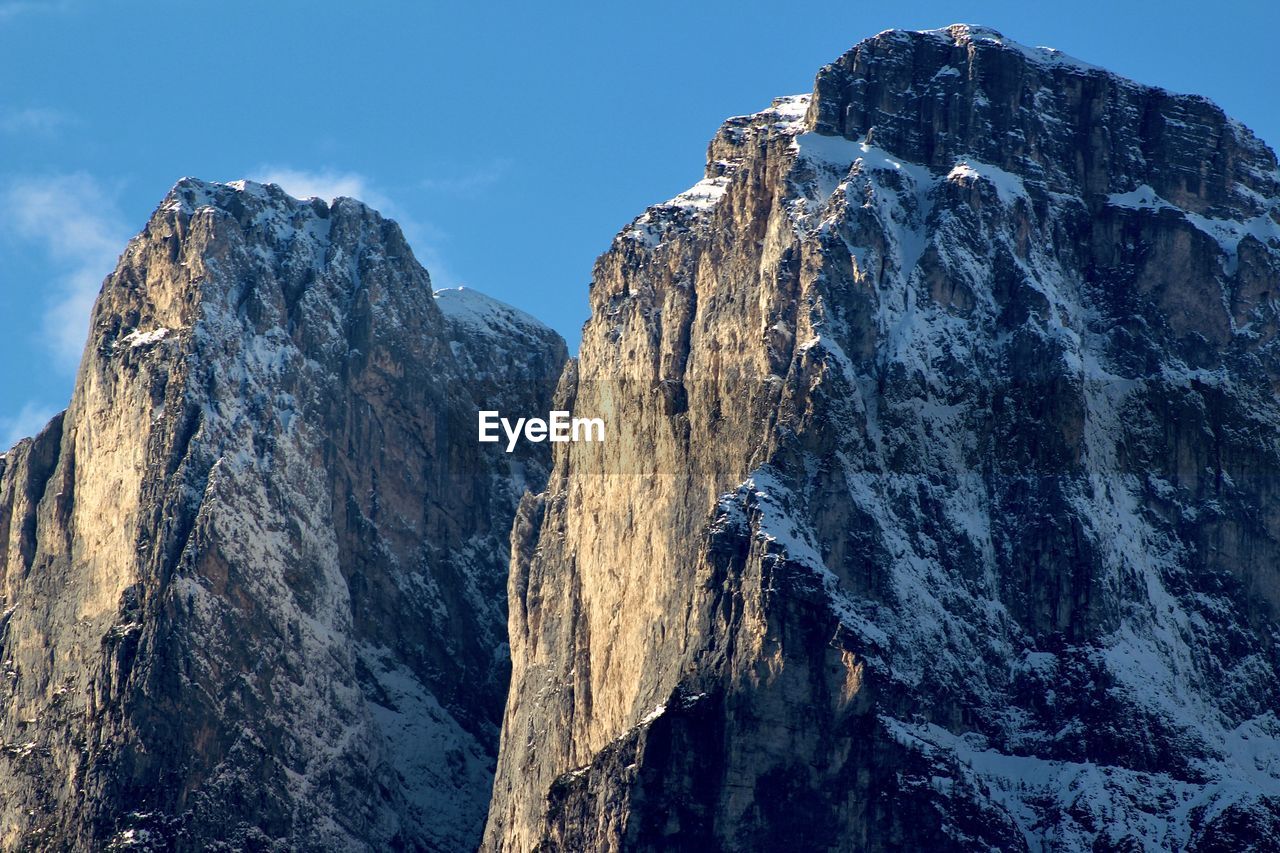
[924,22,1006,40]
[767,94,810,123]
[433,287,552,339]
[148,176,419,274]
[163,177,284,214]
[160,176,380,220]
[431,287,567,387]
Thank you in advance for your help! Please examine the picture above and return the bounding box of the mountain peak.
[0,171,566,849]
[434,287,550,336]
[165,175,299,210]
[160,176,387,223]
[912,23,1100,71]
[808,26,1279,214]
[487,26,1280,852]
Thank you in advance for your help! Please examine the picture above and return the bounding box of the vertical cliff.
[0,179,566,851]
[485,26,1280,851]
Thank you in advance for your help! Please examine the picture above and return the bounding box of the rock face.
[0,180,565,851]
[485,25,1280,852]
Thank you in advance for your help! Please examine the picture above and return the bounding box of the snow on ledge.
[1107,184,1280,273]
[119,327,171,349]
[946,160,1027,203]
[663,176,730,212]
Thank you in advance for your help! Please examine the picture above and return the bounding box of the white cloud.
[3,173,129,371]
[0,400,57,450]
[251,166,458,287]
[251,167,376,206]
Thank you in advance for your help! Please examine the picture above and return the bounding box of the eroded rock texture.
[0,180,565,851]
[485,26,1280,852]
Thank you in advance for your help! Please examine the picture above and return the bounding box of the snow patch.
[118,327,171,349]
[946,160,1027,203]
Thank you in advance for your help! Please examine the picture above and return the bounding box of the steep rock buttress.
[0,179,566,851]
[484,25,1280,852]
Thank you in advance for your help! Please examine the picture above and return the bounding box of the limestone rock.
[485,25,1280,852]
[0,179,565,851]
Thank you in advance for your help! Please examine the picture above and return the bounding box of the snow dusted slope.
[434,286,546,339]
[434,287,567,389]
[0,179,565,850]
[487,25,1280,852]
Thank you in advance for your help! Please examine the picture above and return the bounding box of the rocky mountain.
[484,25,1280,852]
[5,23,1280,853]
[0,179,565,850]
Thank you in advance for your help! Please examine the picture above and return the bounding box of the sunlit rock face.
[484,25,1280,852]
[0,179,565,851]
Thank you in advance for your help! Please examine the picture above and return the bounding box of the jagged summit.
[625,24,1279,262]
[807,25,1280,212]
[156,176,411,265]
[908,24,1102,72]
[164,175,374,212]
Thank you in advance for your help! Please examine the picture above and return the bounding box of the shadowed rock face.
[0,179,566,851]
[484,25,1280,852]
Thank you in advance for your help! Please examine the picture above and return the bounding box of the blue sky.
[2,0,1277,447]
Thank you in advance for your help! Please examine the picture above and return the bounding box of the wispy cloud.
[251,165,457,286]
[0,400,57,450]
[0,0,72,23]
[0,107,75,136]
[2,173,129,371]
[251,167,375,205]
[420,158,512,196]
